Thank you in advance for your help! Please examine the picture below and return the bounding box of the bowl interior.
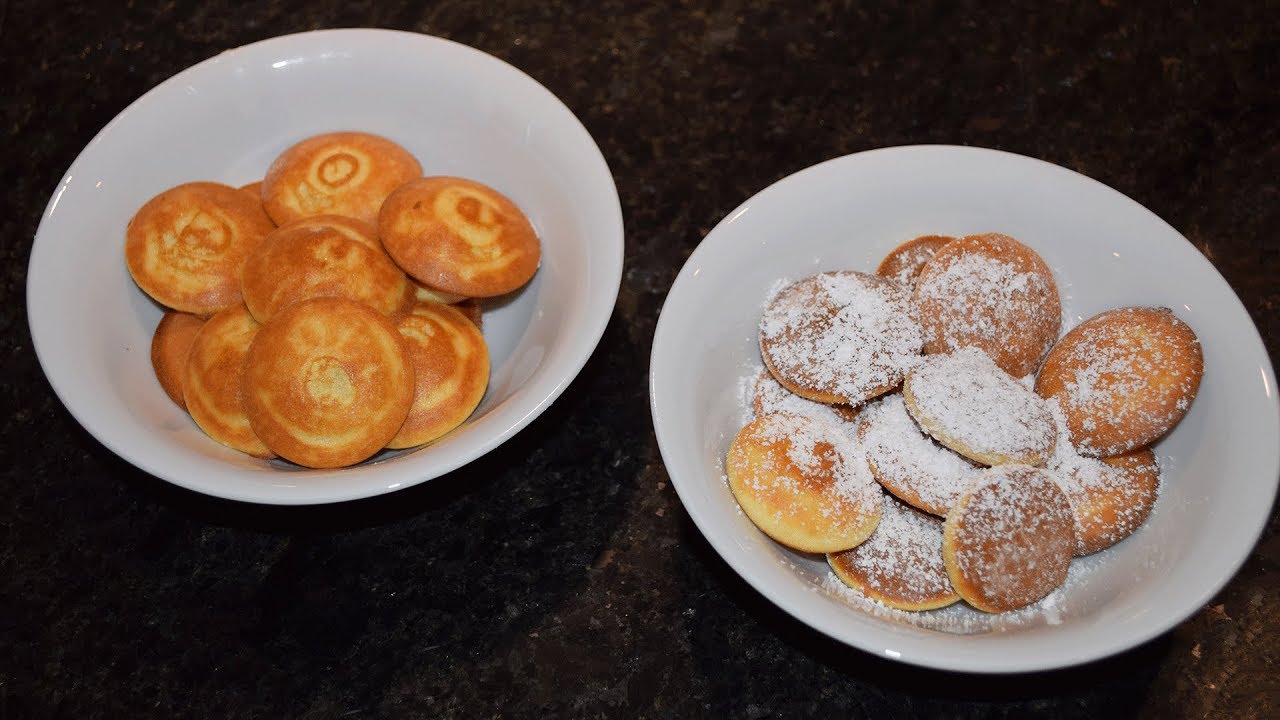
[28,29,622,504]
[649,145,1279,672]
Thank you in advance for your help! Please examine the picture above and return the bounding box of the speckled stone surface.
[2,1,1277,717]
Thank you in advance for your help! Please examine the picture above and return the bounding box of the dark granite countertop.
[3,1,1277,717]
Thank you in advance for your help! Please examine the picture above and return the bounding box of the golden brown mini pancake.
[876,235,954,288]
[726,412,882,554]
[379,176,541,298]
[240,223,410,324]
[759,271,923,406]
[942,465,1075,613]
[150,311,206,410]
[1035,306,1202,457]
[181,304,272,458]
[125,181,275,315]
[239,180,264,201]
[857,393,980,516]
[262,131,422,227]
[751,369,859,427]
[828,495,959,611]
[1054,447,1160,556]
[913,232,1061,378]
[387,301,490,448]
[242,296,414,468]
[903,347,1056,466]
[453,298,484,330]
[409,280,470,306]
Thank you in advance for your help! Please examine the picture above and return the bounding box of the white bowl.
[27,29,623,504]
[649,145,1279,673]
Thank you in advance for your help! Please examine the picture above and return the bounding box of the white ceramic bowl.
[649,145,1279,673]
[28,29,623,504]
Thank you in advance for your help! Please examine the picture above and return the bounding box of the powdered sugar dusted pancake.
[913,232,1061,378]
[828,494,959,610]
[904,347,1056,466]
[858,393,981,515]
[727,412,882,553]
[943,465,1075,613]
[759,271,923,406]
[876,234,954,288]
[1035,306,1202,457]
[752,369,859,427]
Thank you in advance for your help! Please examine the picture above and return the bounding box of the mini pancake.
[262,131,422,227]
[240,223,410,324]
[239,180,264,201]
[876,234,954,288]
[759,271,923,406]
[125,181,275,315]
[150,311,205,410]
[913,232,1061,378]
[726,412,882,554]
[903,347,1056,466]
[409,280,470,306]
[857,393,980,516]
[751,369,859,427]
[1035,306,1203,457]
[387,300,490,449]
[1053,446,1160,556]
[277,213,382,253]
[828,495,960,611]
[243,296,414,468]
[379,176,541,298]
[942,465,1075,613]
[181,304,272,458]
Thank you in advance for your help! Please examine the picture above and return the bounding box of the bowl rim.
[26,28,624,505]
[648,143,1280,672]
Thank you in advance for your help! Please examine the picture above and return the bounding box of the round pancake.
[876,234,954,288]
[828,495,959,611]
[726,412,882,554]
[277,213,382,253]
[379,176,541,298]
[243,297,414,468]
[240,223,410,324]
[181,304,272,458]
[942,465,1075,613]
[409,279,470,306]
[857,393,980,515]
[759,271,923,405]
[913,232,1061,378]
[150,310,206,410]
[751,369,859,427]
[904,346,1056,466]
[1035,306,1203,457]
[262,131,422,227]
[125,181,275,314]
[387,300,490,449]
[1053,446,1160,556]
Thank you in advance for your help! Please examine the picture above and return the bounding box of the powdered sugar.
[829,495,955,607]
[858,394,979,514]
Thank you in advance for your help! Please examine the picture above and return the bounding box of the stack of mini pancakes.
[127,131,539,469]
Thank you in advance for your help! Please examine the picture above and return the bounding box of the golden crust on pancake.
[453,298,483,330]
[1035,306,1202,457]
[758,271,923,406]
[828,495,959,611]
[857,393,980,516]
[240,223,410,323]
[876,235,954,288]
[242,296,414,468]
[150,311,206,410]
[387,300,490,449]
[726,412,882,554]
[262,131,422,227]
[239,180,264,201]
[125,181,275,315]
[942,465,1075,613]
[181,304,273,458]
[1054,447,1160,556]
[276,213,382,253]
[903,347,1056,466]
[913,232,1061,378]
[379,176,541,298]
[409,280,470,306]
